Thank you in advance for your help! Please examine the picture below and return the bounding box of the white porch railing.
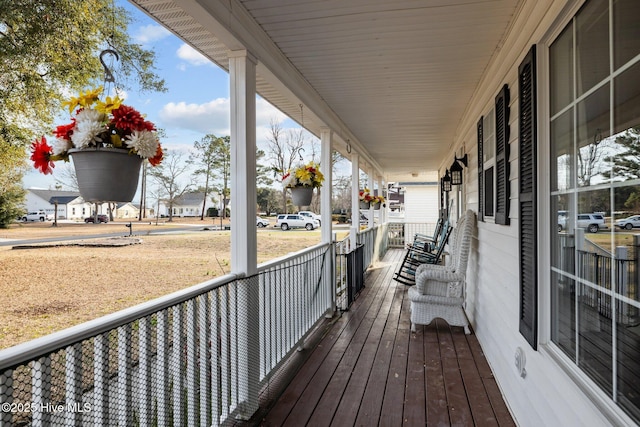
[0,229,399,427]
[387,221,439,247]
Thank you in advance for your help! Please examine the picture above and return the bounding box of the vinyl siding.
[454,0,629,425]
[403,185,439,224]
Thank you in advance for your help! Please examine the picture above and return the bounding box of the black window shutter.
[494,84,510,225]
[518,45,538,350]
[477,117,484,222]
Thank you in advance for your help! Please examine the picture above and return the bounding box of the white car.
[275,214,319,231]
[557,212,607,233]
[298,211,321,226]
[256,216,270,227]
[615,215,640,230]
[21,210,54,222]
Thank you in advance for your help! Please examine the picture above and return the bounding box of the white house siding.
[454,0,633,425]
[402,184,439,223]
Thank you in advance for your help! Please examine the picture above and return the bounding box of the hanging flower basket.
[371,195,385,210]
[29,86,163,202]
[359,201,370,210]
[69,148,142,202]
[290,186,314,206]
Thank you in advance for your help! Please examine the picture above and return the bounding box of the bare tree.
[149,150,193,222]
[266,118,306,213]
[54,164,79,191]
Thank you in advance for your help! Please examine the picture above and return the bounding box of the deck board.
[258,249,516,426]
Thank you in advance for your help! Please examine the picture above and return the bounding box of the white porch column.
[320,128,333,245]
[229,50,257,275]
[350,153,360,249]
[228,49,258,419]
[320,127,334,315]
[367,170,374,228]
[378,176,385,223]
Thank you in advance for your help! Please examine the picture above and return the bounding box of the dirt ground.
[0,219,322,349]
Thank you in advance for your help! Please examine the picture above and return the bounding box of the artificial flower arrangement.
[359,188,373,203]
[30,86,163,174]
[281,161,324,188]
[371,194,386,205]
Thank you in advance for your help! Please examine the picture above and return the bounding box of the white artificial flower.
[71,108,106,148]
[52,137,72,156]
[282,172,296,188]
[124,130,158,158]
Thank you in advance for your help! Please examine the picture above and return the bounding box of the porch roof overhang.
[131,0,524,182]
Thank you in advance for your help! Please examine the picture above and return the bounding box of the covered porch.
[258,249,514,426]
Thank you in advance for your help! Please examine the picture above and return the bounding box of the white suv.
[577,213,606,233]
[22,210,54,222]
[298,211,321,226]
[275,214,319,231]
[558,212,606,233]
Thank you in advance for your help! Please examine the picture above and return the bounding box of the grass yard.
[0,221,325,349]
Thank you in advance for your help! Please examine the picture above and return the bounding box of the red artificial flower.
[111,105,146,133]
[148,143,164,166]
[30,136,55,174]
[53,120,76,141]
[141,120,156,132]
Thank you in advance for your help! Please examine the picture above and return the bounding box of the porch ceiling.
[131,0,523,182]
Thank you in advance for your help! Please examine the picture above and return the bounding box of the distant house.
[170,192,215,217]
[25,189,85,220]
[25,189,114,220]
[115,202,139,219]
[386,183,405,212]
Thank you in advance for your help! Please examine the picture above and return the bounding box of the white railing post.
[186,299,197,426]
[198,294,211,426]
[156,310,169,425]
[117,325,132,426]
[172,305,184,426]
[138,317,153,426]
[31,356,51,426]
[64,343,82,426]
[93,334,108,425]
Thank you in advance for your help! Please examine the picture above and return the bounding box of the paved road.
[0,226,212,247]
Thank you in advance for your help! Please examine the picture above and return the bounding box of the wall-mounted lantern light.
[450,153,468,186]
[442,169,452,192]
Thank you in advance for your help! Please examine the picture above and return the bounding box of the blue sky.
[22,0,308,190]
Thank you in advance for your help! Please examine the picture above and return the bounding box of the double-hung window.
[549,0,640,422]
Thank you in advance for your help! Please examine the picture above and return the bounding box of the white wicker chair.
[408,210,476,334]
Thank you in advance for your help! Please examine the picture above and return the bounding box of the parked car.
[21,210,53,222]
[85,214,109,223]
[615,215,640,230]
[298,211,321,226]
[275,214,319,231]
[558,212,606,233]
[256,216,270,227]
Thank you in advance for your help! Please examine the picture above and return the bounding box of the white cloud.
[158,97,287,137]
[176,44,211,67]
[159,98,230,135]
[133,24,171,45]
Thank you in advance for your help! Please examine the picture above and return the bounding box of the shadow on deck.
[252,249,515,426]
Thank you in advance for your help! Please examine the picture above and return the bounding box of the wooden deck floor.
[258,249,515,427]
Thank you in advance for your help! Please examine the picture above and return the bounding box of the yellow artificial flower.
[295,167,313,184]
[61,87,103,113]
[96,95,123,114]
[313,169,324,185]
